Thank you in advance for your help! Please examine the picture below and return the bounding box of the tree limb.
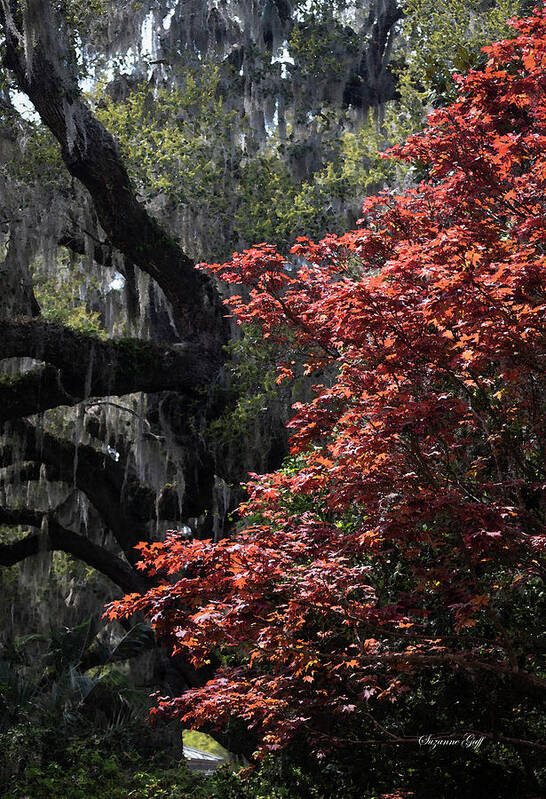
[0,365,73,420]
[2,419,155,561]
[0,506,148,593]
[0,0,227,349]
[0,318,218,421]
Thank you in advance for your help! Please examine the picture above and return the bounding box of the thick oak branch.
[0,506,148,593]
[0,319,217,420]
[3,419,155,561]
[1,0,226,349]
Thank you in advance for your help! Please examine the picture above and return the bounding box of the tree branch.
[0,318,218,421]
[0,365,73,420]
[0,506,148,593]
[2,419,154,561]
[0,0,227,349]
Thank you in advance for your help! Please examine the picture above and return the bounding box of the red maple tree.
[107,9,546,763]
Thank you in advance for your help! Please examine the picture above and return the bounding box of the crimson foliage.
[108,10,546,772]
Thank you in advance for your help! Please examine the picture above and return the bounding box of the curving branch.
[2,419,155,562]
[0,506,149,593]
[0,365,73,421]
[0,0,227,350]
[0,319,218,421]
[58,231,114,269]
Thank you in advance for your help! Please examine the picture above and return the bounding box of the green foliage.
[0,616,194,797]
[0,732,209,799]
[211,760,344,799]
[183,729,229,759]
[0,614,157,739]
[65,0,106,30]
[94,73,406,258]
[288,9,359,83]
[95,68,241,258]
[34,257,107,338]
[208,325,281,450]
[400,0,523,104]
[89,1,527,265]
